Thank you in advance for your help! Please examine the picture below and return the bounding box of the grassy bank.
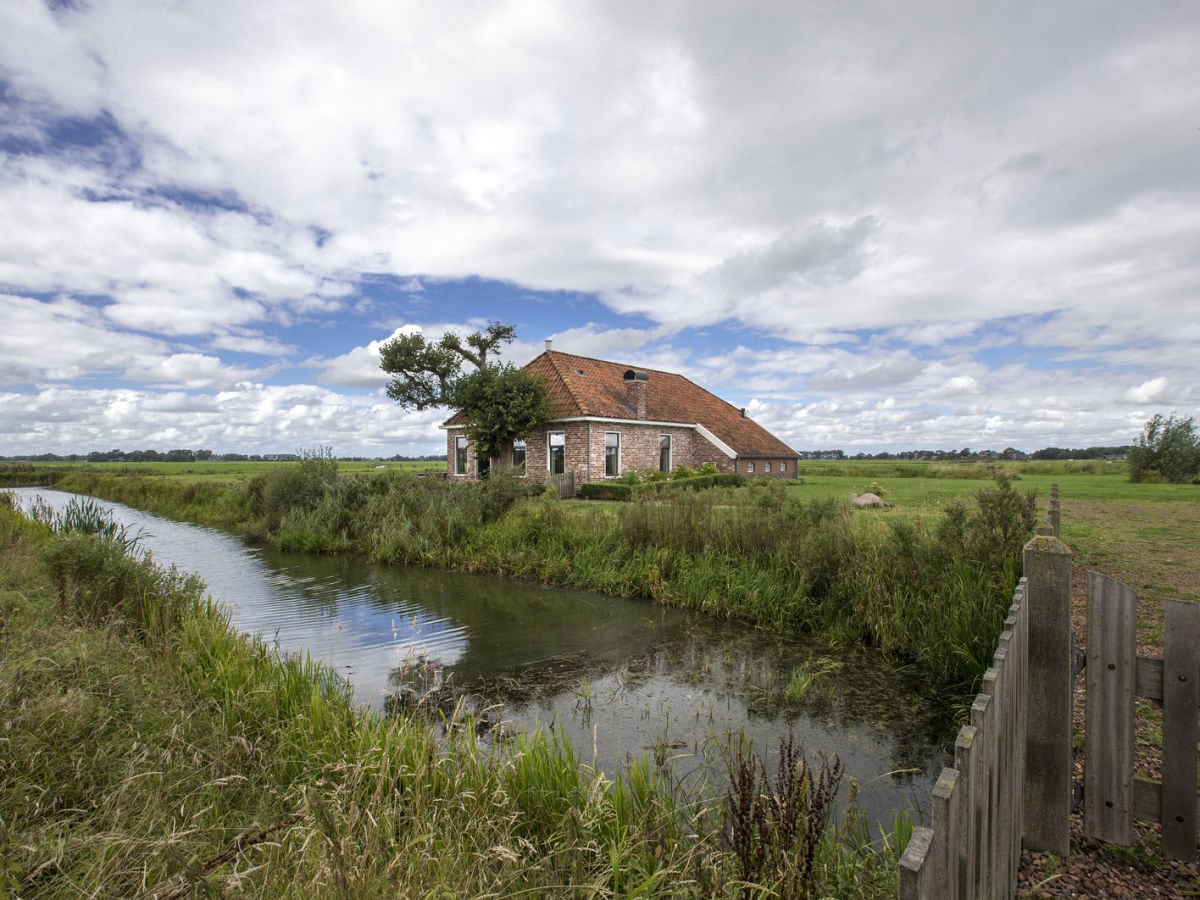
[0,497,905,897]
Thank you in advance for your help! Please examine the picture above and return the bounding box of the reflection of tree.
[255,543,956,777]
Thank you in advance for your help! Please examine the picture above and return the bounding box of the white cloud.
[0,0,1197,455]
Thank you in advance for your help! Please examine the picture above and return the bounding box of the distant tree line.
[799,446,1132,462]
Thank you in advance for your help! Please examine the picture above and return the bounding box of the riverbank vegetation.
[0,497,905,897]
[34,457,1041,688]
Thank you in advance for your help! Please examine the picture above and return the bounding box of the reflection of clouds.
[18,489,954,825]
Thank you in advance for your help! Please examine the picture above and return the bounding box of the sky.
[2,0,1198,458]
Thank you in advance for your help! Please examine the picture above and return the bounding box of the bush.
[1128,413,1200,484]
[579,482,634,501]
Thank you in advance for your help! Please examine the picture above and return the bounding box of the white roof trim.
[694,423,737,459]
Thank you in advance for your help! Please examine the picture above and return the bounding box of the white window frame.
[548,431,566,474]
[454,435,468,476]
[512,439,527,477]
[658,434,671,473]
[604,432,621,477]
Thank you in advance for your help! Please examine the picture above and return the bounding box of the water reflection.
[13,489,954,826]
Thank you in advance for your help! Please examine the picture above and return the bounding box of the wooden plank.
[1084,572,1137,845]
[1133,776,1200,829]
[932,767,960,900]
[983,668,1004,896]
[971,692,993,898]
[1137,656,1164,702]
[1023,537,1073,856]
[990,651,1013,897]
[899,826,935,900]
[1161,600,1199,860]
[955,725,978,897]
[1012,577,1028,885]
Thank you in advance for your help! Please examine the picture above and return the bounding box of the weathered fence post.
[1047,483,1061,538]
[1022,530,1073,856]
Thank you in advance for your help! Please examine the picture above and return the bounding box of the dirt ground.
[1016,499,1200,897]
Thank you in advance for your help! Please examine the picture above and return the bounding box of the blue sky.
[2,1,1197,458]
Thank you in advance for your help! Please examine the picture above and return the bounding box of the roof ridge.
[543,349,682,380]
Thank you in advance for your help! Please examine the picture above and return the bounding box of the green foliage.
[633,472,745,495]
[1128,413,1200,484]
[379,321,550,463]
[248,447,340,532]
[579,481,634,501]
[450,364,553,460]
[380,321,516,409]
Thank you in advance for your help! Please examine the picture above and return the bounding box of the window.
[604,432,620,477]
[780,461,787,473]
[764,462,772,473]
[512,440,527,476]
[548,432,565,474]
[658,434,671,472]
[746,461,755,474]
[454,436,468,476]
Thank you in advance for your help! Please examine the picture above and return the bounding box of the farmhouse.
[443,346,799,488]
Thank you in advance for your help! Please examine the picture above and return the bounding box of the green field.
[4,458,444,483]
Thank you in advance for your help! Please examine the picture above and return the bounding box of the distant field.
[791,458,1197,507]
[5,459,444,483]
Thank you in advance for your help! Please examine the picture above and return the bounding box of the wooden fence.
[548,472,576,498]
[898,484,1199,898]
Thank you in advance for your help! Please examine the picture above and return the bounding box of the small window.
[454,436,468,476]
[746,461,755,474]
[605,432,620,477]
[512,440,527,476]
[548,432,566,475]
[780,461,787,473]
[765,462,772,473]
[658,435,671,472]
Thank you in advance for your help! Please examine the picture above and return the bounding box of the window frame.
[548,431,566,475]
[604,432,621,478]
[454,435,468,476]
[512,439,527,477]
[658,434,671,473]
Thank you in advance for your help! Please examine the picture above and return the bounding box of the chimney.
[623,369,649,419]
[544,339,553,352]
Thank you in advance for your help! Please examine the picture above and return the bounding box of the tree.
[379,321,552,465]
[1127,413,1200,483]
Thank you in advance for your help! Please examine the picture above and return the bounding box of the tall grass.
[0,503,911,897]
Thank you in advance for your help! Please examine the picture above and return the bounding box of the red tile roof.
[450,350,796,458]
